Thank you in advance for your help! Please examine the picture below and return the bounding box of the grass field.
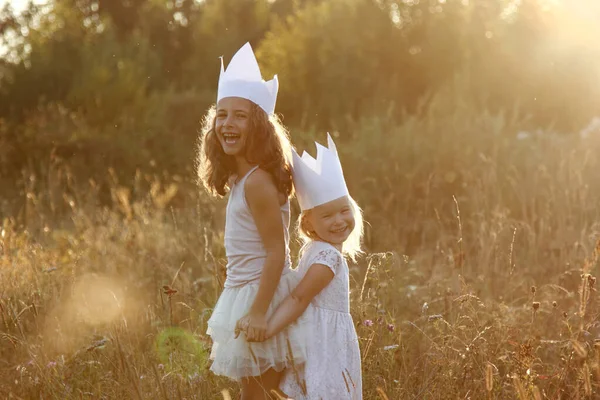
[2,97,600,399]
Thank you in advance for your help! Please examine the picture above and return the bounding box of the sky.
[1,0,44,14]
[0,0,46,57]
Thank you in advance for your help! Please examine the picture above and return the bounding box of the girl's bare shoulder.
[244,167,273,190]
[244,168,279,205]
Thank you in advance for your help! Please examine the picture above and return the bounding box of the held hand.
[234,315,250,339]
[264,323,275,342]
[244,313,268,342]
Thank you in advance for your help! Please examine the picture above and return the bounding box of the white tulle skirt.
[206,271,308,381]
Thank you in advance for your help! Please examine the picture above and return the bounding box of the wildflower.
[387,324,395,332]
[163,285,178,296]
[46,361,57,368]
[188,372,201,382]
[552,301,557,308]
[532,302,540,311]
[158,363,164,371]
[363,320,374,327]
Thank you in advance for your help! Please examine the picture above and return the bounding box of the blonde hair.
[297,196,364,262]
[196,102,294,197]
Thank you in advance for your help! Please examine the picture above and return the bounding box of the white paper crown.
[217,42,278,115]
[292,133,349,211]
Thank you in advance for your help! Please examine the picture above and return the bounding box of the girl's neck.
[235,157,256,180]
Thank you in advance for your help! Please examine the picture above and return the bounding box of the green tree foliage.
[0,0,599,181]
[258,0,600,129]
[258,0,408,126]
[180,0,272,92]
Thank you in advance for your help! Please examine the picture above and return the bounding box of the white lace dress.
[280,241,362,399]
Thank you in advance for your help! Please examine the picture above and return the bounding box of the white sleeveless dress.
[206,166,307,381]
[281,240,362,399]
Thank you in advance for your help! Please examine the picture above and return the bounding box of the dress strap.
[234,165,260,186]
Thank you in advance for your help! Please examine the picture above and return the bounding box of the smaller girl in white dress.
[250,133,364,399]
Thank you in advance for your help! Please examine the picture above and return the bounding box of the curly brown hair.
[197,101,294,198]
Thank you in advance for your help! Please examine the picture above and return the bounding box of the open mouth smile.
[331,226,347,234]
[222,132,241,145]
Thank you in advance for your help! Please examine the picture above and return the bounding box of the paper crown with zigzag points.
[217,42,278,115]
[291,134,350,211]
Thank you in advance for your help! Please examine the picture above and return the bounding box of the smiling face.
[303,196,356,249]
[215,97,252,157]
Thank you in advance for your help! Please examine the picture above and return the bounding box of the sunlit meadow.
[3,86,600,398]
[3,0,600,399]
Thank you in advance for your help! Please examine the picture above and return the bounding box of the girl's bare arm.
[264,264,334,339]
[236,169,287,342]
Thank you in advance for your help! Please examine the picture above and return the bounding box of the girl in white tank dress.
[197,43,307,398]
[246,134,364,399]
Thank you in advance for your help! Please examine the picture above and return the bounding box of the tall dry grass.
[2,91,600,398]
